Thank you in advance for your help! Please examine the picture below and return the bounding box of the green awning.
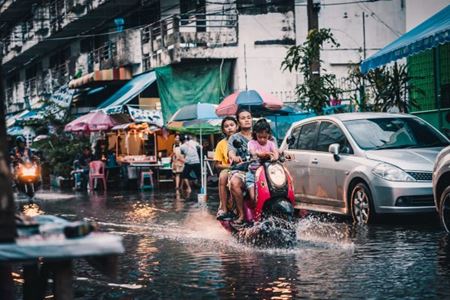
[155,60,233,122]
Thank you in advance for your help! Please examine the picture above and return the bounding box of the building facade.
[1,0,408,118]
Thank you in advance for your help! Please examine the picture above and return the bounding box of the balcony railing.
[1,0,104,60]
[5,87,14,102]
[49,62,70,90]
[24,78,37,98]
[87,41,117,71]
[141,11,238,70]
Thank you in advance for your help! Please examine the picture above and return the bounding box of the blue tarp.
[19,109,42,122]
[97,71,157,109]
[267,112,316,141]
[7,126,24,136]
[361,5,450,73]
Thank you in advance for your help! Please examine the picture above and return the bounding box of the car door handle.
[311,158,318,165]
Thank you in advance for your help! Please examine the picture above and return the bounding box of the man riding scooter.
[10,136,41,198]
[10,136,33,165]
[227,108,254,225]
[220,114,296,245]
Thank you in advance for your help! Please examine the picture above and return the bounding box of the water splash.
[99,206,354,253]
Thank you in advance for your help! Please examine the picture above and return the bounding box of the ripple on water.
[30,190,450,299]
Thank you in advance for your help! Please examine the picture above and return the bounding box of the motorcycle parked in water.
[219,141,297,246]
[15,157,41,199]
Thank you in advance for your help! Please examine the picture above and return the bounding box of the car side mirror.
[329,143,340,161]
[287,136,296,147]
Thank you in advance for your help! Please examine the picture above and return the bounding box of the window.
[287,126,301,149]
[344,118,449,150]
[316,122,352,154]
[297,122,318,150]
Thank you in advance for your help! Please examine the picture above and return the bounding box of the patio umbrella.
[167,103,222,197]
[215,90,283,116]
[64,111,118,133]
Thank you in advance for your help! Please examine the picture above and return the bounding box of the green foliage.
[282,28,342,114]
[33,131,89,178]
[346,65,370,112]
[347,63,424,113]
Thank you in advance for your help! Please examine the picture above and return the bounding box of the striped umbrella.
[216,90,283,116]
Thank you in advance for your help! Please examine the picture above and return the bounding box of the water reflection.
[21,203,44,216]
[90,192,107,210]
[23,189,450,299]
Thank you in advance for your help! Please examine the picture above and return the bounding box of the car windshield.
[343,117,449,150]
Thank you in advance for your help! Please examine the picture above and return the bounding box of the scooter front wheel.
[25,183,35,198]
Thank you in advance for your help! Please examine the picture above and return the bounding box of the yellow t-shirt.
[214,138,229,167]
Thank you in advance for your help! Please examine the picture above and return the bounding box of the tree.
[347,63,424,113]
[346,65,370,111]
[282,28,342,114]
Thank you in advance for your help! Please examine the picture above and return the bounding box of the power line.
[358,2,402,37]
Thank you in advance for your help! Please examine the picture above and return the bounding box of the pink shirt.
[247,140,277,172]
[248,139,277,155]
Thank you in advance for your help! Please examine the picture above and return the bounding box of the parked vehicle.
[433,146,450,232]
[280,113,449,224]
[220,141,296,246]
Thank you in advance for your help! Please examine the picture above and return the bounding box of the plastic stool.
[140,170,154,190]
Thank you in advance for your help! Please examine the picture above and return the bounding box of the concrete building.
[1,0,410,120]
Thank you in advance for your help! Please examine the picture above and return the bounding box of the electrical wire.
[358,2,402,37]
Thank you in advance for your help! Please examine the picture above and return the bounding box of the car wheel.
[351,182,375,224]
[439,186,450,232]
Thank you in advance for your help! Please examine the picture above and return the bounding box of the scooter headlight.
[267,163,287,188]
[21,165,37,177]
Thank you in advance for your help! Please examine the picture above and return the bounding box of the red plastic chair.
[89,161,107,191]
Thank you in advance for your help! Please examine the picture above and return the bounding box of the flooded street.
[16,189,450,299]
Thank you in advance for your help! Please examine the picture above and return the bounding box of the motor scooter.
[219,141,296,246]
[15,157,41,199]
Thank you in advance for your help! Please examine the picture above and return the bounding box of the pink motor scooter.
[220,154,296,245]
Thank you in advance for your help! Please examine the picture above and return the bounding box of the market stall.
[109,122,160,163]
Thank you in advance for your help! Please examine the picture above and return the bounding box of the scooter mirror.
[233,140,243,149]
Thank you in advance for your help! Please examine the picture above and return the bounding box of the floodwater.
[14,189,450,299]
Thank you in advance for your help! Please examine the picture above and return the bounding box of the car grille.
[396,196,435,207]
[407,171,432,181]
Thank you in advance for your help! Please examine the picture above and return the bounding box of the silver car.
[280,113,449,224]
[432,146,450,232]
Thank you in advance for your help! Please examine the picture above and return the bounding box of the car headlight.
[267,163,287,188]
[372,163,416,182]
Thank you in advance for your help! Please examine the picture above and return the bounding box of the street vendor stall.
[108,122,169,187]
[109,122,160,163]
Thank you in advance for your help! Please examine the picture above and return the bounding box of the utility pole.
[362,12,367,60]
[307,0,320,78]
[0,48,17,298]
[360,11,367,112]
